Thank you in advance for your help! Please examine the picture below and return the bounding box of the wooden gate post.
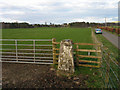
[76,44,79,66]
[52,38,56,64]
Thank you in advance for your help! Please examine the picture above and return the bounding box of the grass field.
[2,27,103,88]
[2,27,92,43]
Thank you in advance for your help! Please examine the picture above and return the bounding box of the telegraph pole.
[105,17,107,27]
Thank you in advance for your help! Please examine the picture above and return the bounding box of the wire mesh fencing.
[101,46,119,89]
[92,28,119,89]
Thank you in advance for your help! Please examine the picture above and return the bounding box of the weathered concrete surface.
[58,39,74,74]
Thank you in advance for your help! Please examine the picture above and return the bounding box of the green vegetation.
[75,66,104,88]
[95,33,118,60]
[95,30,119,88]
[2,27,103,87]
[2,27,92,43]
[2,27,93,50]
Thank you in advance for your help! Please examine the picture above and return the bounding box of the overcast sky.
[0,0,119,24]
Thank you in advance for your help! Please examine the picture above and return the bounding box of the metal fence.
[92,28,120,89]
[0,39,53,64]
[101,46,119,88]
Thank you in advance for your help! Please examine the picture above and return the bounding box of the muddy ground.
[2,63,88,88]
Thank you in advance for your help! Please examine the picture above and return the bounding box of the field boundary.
[0,39,53,64]
[97,26,120,34]
[1,38,101,67]
[91,28,120,88]
[52,38,102,68]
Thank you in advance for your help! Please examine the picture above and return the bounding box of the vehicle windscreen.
[96,30,101,31]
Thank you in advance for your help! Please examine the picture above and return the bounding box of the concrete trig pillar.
[58,39,74,74]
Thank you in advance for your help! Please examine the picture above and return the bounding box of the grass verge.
[95,33,118,60]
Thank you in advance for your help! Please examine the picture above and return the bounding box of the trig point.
[58,39,74,75]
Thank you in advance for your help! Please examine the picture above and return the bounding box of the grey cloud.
[0,0,118,24]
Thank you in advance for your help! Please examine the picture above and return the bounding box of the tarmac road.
[102,31,120,49]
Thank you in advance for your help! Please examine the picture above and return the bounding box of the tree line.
[1,22,62,29]
[0,22,118,29]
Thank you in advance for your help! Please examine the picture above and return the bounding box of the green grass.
[2,27,93,50]
[95,30,119,88]
[2,27,92,43]
[2,27,103,88]
[95,33,118,60]
[74,66,104,88]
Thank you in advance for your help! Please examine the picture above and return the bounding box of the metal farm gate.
[0,39,53,64]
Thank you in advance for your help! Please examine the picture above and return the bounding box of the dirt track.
[2,63,88,88]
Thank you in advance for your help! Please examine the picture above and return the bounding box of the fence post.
[15,40,18,62]
[97,43,101,67]
[52,38,56,64]
[33,40,35,62]
[76,44,79,66]
[105,52,110,88]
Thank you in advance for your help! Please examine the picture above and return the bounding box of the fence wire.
[92,28,119,89]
